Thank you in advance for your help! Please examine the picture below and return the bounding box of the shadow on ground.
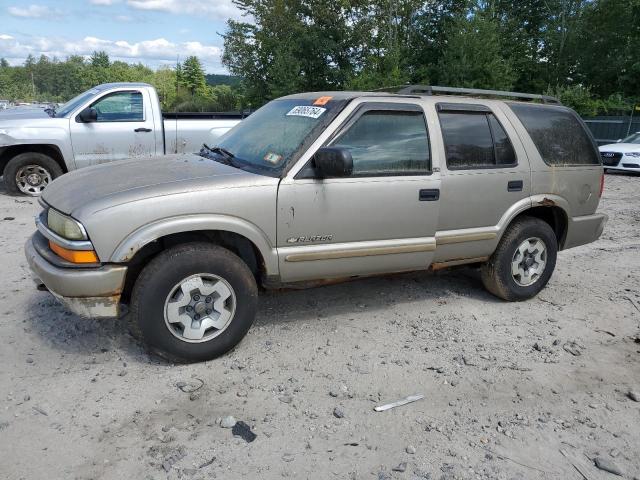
[24,264,498,363]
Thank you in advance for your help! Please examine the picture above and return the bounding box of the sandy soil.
[0,173,639,480]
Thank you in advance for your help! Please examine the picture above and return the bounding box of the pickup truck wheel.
[481,217,557,301]
[4,153,63,196]
[129,243,258,362]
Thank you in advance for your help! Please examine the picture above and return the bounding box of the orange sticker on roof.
[313,96,333,106]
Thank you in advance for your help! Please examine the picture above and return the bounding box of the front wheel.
[481,217,558,301]
[4,152,63,196]
[129,243,258,362]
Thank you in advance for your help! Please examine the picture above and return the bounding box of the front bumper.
[563,212,608,250]
[604,163,640,172]
[24,233,127,318]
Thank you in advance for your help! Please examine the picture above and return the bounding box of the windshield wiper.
[202,144,236,164]
[44,106,56,117]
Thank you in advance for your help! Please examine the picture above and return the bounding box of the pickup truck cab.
[0,82,242,196]
[25,86,607,362]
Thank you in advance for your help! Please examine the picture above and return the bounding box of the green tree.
[179,56,207,96]
[90,51,110,69]
[573,0,640,99]
[436,13,516,90]
[223,0,357,105]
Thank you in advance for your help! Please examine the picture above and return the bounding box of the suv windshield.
[207,97,347,177]
[621,132,640,144]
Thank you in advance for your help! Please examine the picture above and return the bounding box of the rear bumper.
[24,233,127,318]
[563,212,608,249]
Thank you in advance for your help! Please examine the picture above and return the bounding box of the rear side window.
[508,103,600,166]
[438,110,516,169]
[332,110,430,176]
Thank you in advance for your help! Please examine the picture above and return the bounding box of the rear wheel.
[129,243,258,362]
[481,217,557,301]
[4,152,63,196]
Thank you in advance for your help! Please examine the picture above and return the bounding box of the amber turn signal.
[49,241,99,264]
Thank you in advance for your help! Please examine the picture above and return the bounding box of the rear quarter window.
[508,103,600,166]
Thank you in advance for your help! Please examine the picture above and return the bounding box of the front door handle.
[419,189,440,201]
[508,180,523,192]
[134,127,152,133]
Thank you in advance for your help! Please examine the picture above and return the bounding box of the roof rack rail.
[396,85,561,105]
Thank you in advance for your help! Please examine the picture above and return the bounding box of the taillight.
[599,172,604,198]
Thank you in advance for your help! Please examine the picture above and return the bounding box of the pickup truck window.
[213,98,346,177]
[508,103,600,166]
[439,111,516,169]
[91,91,144,122]
[332,110,430,176]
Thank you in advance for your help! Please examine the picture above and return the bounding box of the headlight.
[625,152,640,158]
[47,209,87,240]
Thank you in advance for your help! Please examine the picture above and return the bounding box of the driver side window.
[91,91,144,122]
[332,109,431,176]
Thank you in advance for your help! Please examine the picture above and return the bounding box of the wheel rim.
[15,164,52,196]
[511,237,547,287]
[163,273,236,343]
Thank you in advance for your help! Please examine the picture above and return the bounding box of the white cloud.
[127,0,243,20]
[0,33,225,72]
[7,4,60,18]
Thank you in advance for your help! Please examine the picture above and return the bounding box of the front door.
[69,89,157,168]
[277,102,441,283]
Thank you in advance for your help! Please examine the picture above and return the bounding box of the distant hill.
[206,74,242,87]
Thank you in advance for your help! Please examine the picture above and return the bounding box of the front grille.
[600,152,622,166]
[622,163,640,169]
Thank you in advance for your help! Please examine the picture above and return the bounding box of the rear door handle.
[134,127,152,133]
[419,189,440,201]
[508,180,523,192]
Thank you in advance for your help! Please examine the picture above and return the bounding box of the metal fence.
[582,115,640,145]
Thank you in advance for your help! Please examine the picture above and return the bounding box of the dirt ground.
[0,173,639,480]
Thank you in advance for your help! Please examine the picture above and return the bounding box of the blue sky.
[0,0,245,72]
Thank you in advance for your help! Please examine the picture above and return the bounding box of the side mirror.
[313,147,353,178]
[78,107,97,123]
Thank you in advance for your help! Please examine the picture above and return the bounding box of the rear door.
[432,102,531,260]
[69,89,157,168]
[277,101,441,282]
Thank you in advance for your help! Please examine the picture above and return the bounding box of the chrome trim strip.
[35,215,93,251]
[285,242,436,262]
[435,231,497,245]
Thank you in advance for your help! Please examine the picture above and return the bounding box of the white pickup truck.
[0,83,243,195]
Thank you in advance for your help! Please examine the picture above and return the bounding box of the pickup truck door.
[69,89,157,168]
[277,102,441,283]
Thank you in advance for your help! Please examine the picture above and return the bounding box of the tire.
[4,152,63,196]
[129,243,258,362]
[481,217,557,301]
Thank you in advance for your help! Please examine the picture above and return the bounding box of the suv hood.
[41,154,272,216]
[599,143,640,153]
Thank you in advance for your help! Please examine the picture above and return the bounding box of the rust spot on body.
[538,197,556,207]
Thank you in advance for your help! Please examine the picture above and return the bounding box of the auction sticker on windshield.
[286,105,326,119]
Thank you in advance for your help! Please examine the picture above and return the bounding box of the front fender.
[109,214,279,276]
[0,125,74,170]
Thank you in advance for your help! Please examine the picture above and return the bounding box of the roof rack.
[396,85,561,105]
